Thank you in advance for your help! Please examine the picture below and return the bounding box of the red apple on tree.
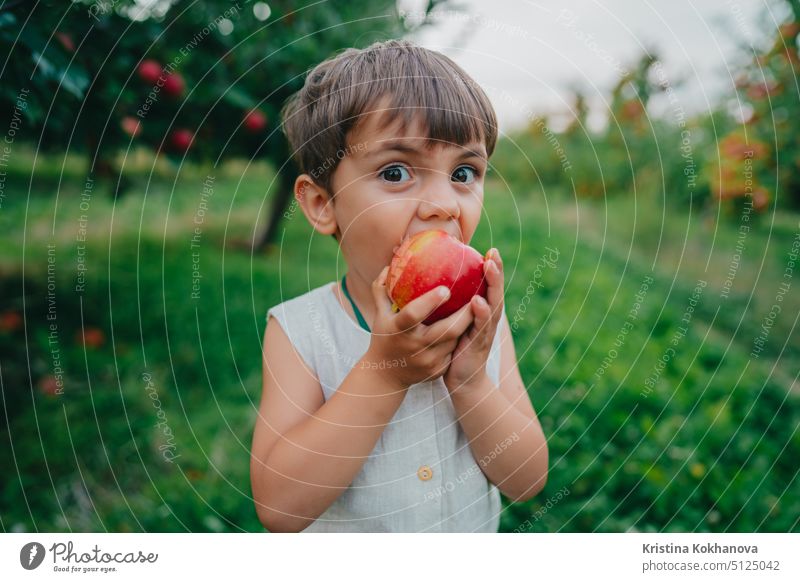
[121,116,141,138]
[163,72,185,98]
[0,310,22,333]
[243,109,267,133]
[138,59,162,85]
[169,128,194,152]
[77,327,106,349]
[38,375,61,397]
[387,229,489,325]
[55,32,75,53]
[779,21,800,39]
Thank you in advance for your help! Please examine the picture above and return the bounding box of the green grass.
[549,185,800,376]
[1,153,798,532]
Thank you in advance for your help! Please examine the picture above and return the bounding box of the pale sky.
[407,0,786,133]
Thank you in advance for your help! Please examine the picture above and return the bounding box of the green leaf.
[221,85,256,110]
[59,66,90,99]
[0,12,17,28]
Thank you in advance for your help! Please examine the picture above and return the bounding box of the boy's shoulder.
[264,281,339,379]
[266,281,335,322]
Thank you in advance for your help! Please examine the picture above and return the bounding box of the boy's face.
[327,104,489,284]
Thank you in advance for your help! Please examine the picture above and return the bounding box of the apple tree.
[0,0,450,247]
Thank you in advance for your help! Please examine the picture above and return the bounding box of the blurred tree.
[563,90,588,136]
[0,0,452,247]
[609,52,661,137]
[726,0,800,211]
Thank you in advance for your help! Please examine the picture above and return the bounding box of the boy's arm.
[449,313,549,502]
[250,315,407,533]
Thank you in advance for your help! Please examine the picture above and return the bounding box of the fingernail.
[439,286,450,298]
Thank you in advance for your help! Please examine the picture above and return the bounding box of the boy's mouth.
[392,227,462,254]
[392,232,411,254]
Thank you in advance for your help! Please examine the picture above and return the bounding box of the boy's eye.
[379,164,412,183]
[452,165,477,184]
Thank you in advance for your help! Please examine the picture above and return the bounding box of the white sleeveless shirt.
[266,281,504,532]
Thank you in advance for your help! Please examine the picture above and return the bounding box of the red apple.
[621,100,645,121]
[243,109,267,133]
[121,116,141,138]
[747,81,781,100]
[169,128,193,152]
[779,22,800,38]
[0,310,23,333]
[38,375,61,397]
[77,327,106,348]
[138,59,162,85]
[751,187,770,212]
[163,72,185,97]
[387,229,488,325]
[55,32,75,53]
[734,75,749,90]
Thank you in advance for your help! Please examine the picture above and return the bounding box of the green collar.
[341,274,370,333]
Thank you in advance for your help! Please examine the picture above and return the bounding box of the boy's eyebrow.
[362,139,487,161]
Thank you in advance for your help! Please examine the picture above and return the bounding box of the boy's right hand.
[363,266,474,388]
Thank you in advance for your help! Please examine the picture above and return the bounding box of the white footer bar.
[1,533,796,581]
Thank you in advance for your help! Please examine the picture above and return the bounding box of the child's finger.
[394,285,450,331]
[370,266,394,314]
[432,337,459,360]
[484,258,505,313]
[489,247,503,272]
[469,294,494,341]
[422,300,473,344]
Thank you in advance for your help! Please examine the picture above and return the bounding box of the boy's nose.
[416,184,461,223]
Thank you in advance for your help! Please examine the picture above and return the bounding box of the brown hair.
[280,39,498,196]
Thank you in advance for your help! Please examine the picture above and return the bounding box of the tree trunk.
[253,158,298,252]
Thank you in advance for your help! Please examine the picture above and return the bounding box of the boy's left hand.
[443,247,504,393]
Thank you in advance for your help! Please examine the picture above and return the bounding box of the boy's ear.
[294,174,338,238]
